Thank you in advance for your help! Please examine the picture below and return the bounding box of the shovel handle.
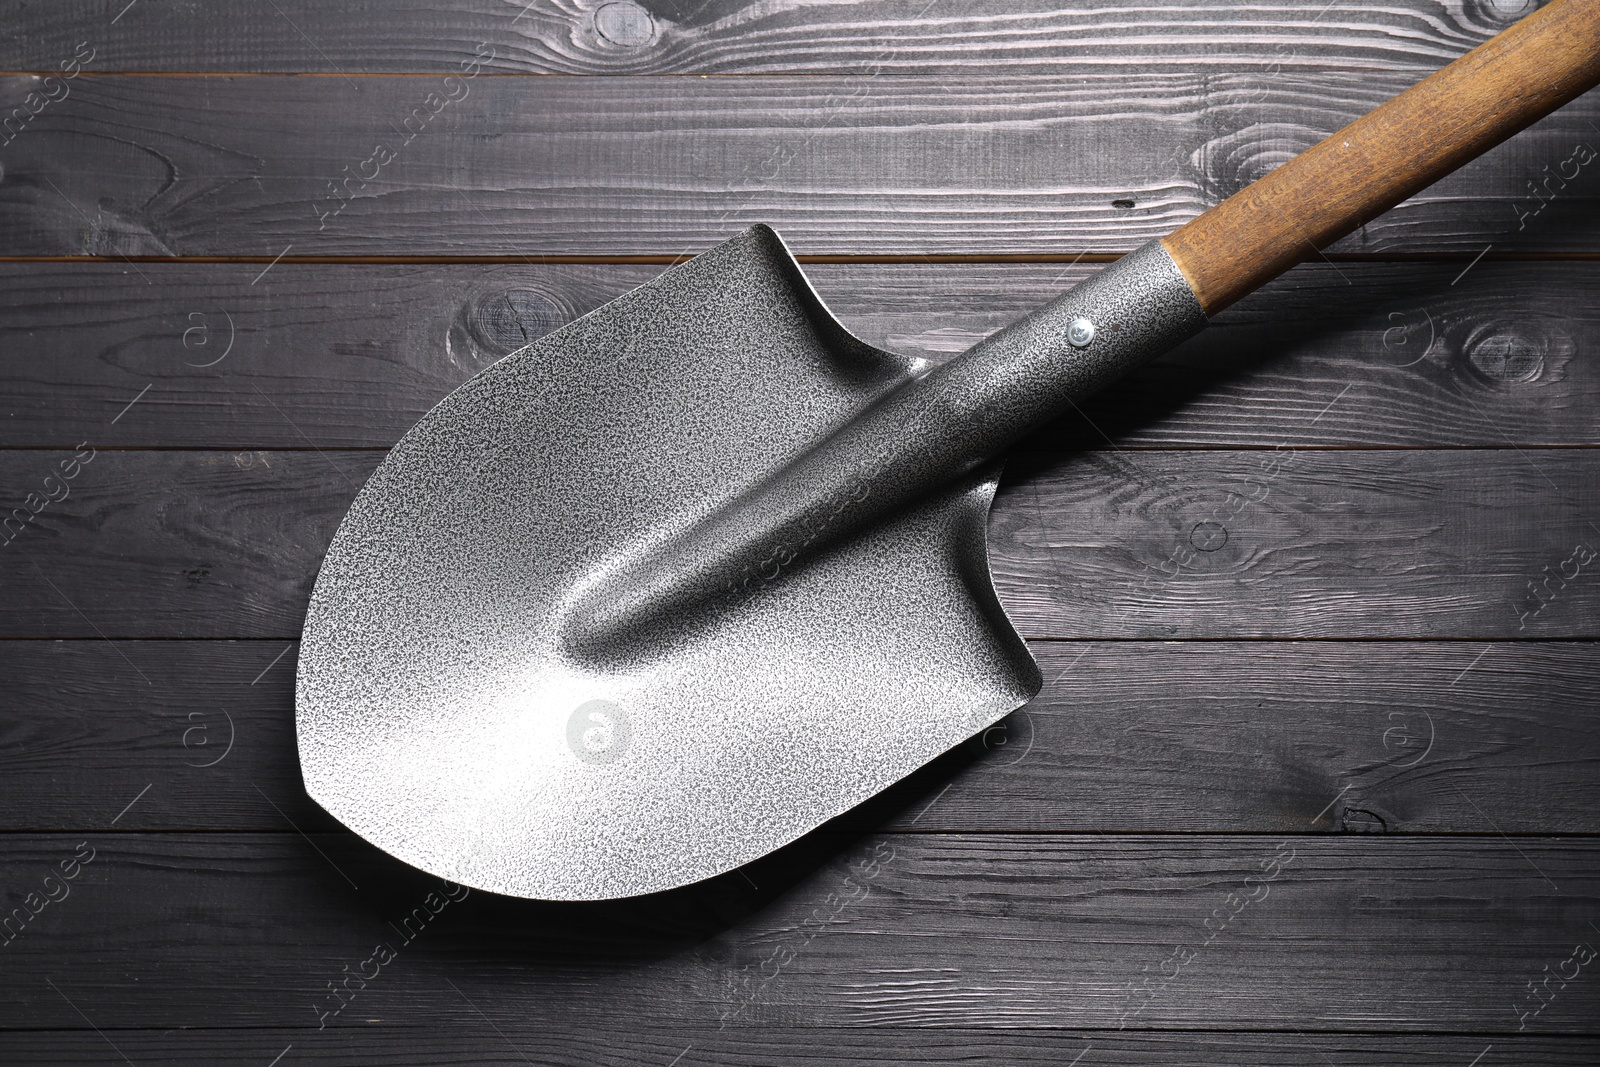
[1160,0,1600,315]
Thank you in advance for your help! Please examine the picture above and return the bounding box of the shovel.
[297,1,1600,900]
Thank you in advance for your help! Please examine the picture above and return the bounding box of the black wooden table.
[1,1,1597,1063]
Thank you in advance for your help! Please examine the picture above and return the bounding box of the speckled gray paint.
[571,237,1208,653]
[297,227,1205,900]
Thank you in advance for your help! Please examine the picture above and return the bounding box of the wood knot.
[448,287,570,370]
[555,1,671,72]
[1460,322,1570,384]
[1192,122,1325,203]
[593,1,658,49]
[1340,806,1391,833]
[78,200,174,257]
[1189,521,1227,552]
[1464,0,1540,31]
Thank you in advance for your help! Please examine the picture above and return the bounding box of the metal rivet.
[1067,318,1095,347]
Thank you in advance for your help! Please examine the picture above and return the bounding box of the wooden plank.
[1,1027,1594,1066]
[1,4,1588,1051]
[0,832,1595,1031]
[3,639,1596,835]
[2,258,1596,450]
[900,640,1600,834]
[0,0,1530,76]
[992,447,1600,639]
[1,449,1594,639]
[1,73,1596,257]
[0,640,312,831]
[0,449,376,639]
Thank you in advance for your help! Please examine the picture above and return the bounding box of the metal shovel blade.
[296,226,1040,900]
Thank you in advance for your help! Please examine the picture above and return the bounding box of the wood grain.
[0,0,1594,1052]
[0,449,371,640]
[2,73,1597,257]
[1,258,1595,449]
[910,640,1600,834]
[0,1030,1594,1067]
[992,447,1600,639]
[1162,0,1600,312]
[0,832,1594,1031]
[4,449,1593,639]
[0,0,1533,76]
[2,639,1596,835]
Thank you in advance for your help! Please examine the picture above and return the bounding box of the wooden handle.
[1161,0,1600,316]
